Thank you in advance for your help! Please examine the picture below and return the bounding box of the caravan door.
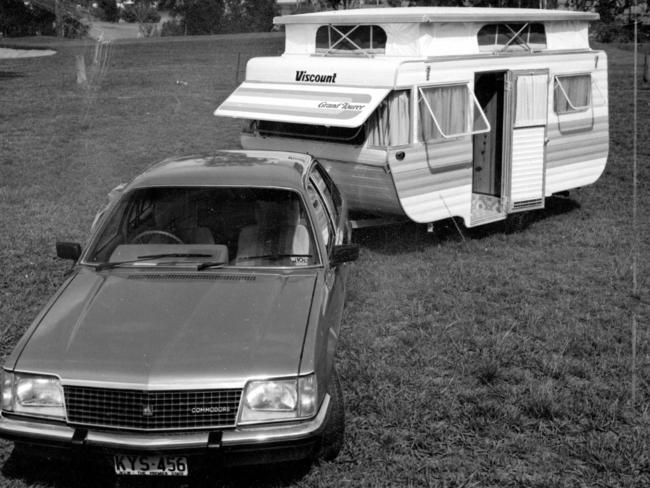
[505,70,549,213]
[471,71,507,226]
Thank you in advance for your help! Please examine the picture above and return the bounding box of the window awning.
[215,82,391,128]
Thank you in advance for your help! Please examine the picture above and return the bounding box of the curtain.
[367,90,411,147]
[555,75,591,114]
[515,74,548,127]
[419,85,467,141]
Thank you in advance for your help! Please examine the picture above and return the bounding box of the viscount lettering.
[295,70,337,84]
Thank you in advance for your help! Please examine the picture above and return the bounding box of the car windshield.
[85,187,319,268]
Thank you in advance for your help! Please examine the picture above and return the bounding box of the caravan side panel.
[545,52,609,194]
[240,134,402,215]
[320,159,402,215]
[387,139,473,223]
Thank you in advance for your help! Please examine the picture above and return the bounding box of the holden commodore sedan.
[0,150,358,477]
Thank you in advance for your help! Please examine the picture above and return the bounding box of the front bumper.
[0,395,329,467]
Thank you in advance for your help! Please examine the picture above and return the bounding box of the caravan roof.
[275,7,599,25]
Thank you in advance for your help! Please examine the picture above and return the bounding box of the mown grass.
[0,34,649,487]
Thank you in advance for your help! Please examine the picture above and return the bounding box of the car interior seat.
[152,196,215,244]
[236,198,310,263]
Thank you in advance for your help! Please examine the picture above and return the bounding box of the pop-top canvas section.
[477,23,547,52]
[315,25,387,56]
[275,8,598,58]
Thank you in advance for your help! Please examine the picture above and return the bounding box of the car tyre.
[318,367,344,461]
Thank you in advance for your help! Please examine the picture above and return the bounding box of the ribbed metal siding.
[510,127,545,206]
[64,386,241,431]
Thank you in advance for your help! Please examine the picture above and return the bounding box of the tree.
[223,0,248,33]
[179,0,225,35]
[0,0,41,37]
[243,0,277,32]
[121,0,161,36]
[0,0,88,37]
[97,0,119,22]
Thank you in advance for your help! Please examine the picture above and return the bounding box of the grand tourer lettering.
[318,101,365,111]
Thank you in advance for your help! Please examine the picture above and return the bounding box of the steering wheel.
[130,230,184,244]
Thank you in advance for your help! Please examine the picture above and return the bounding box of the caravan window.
[554,74,591,114]
[316,25,387,55]
[366,90,411,147]
[478,23,546,52]
[255,120,365,145]
[418,84,490,141]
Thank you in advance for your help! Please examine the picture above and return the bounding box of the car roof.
[127,150,313,191]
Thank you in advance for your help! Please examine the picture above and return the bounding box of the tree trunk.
[55,0,64,38]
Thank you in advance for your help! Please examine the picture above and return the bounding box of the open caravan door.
[505,70,549,212]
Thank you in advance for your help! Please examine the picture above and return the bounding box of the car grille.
[64,386,242,431]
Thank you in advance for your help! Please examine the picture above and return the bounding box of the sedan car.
[0,150,359,477]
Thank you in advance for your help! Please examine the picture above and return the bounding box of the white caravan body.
[215,7,608,227]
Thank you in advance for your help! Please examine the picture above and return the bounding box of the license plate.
[113,455,188,476]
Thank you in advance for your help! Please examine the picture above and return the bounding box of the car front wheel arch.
[317,366,344,461]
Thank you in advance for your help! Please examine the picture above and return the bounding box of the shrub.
[160,19,185,36]
[121,3,161,24]
[591,21,650,43]
[63,16,90,39]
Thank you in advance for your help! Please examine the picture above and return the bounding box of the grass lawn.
[0,34,649,487]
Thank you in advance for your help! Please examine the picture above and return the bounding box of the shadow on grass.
[0,71,26,79]
[2,447,313,488]
[353,195,581,254]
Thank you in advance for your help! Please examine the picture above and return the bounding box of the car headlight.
[1,371,66,420]
[239,374,318,424]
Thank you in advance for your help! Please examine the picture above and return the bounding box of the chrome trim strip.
[0,417,74,443]
[0,395,329,451]
[85,430,210,450]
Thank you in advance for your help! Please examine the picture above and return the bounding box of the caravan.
[216,7,608,227]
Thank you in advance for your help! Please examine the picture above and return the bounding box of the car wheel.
[318,366,344,461]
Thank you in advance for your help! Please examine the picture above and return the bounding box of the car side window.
[309,165,345,245]
[309,166,341,223]
[306,181,333,251]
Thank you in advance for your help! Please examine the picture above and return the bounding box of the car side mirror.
[330,244,359,266]
[56,242,82,261]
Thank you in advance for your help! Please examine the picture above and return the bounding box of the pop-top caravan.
[215,7,608,228]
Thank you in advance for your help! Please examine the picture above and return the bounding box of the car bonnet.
[12,268,318,389]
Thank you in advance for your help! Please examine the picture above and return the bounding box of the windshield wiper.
[195,261,228,271]
[138,253,213,260]
[237,253,313,261]
[92,253,214,271]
